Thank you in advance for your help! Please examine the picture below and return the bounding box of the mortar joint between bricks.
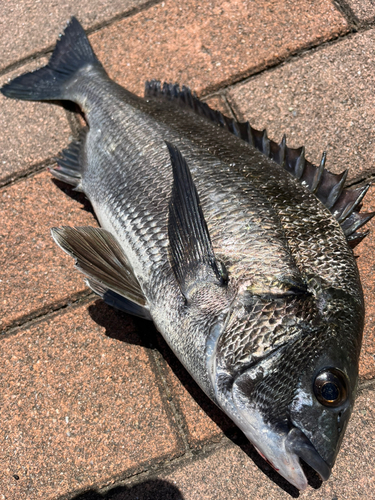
[358,378,375,392]
[0,158,57,190]
[332,0,361,28]
[0,0,164,78]
[0,292,95,339]
[65,438,231,500]
[150,349,192,454]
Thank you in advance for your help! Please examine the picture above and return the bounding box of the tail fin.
[1,17,104,101]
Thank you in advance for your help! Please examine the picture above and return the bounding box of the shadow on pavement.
[71,479,184,499]
[51,178,98,222]
[87,300,323,497]
[50,180,316,496]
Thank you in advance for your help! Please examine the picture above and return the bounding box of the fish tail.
[1,17,104,101]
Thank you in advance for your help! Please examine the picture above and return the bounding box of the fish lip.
[231,368,331,490]
[285,427,331,482]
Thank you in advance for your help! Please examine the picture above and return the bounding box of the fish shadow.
[53,169,321,497]
[51,178,98,221]
[70,478,184,499]
[88,301,323,497]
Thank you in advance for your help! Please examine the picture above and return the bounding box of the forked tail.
[0,17,104,102]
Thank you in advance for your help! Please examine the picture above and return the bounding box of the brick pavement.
[0,1,374,499]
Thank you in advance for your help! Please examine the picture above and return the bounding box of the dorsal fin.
[166,142,227,298]
[145,80,374,248]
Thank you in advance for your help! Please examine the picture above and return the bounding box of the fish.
[1,17,373,491]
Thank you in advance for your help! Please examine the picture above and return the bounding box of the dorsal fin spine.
[337,185,370,223]
[279,135,286,167]
[262,130,270,157]
[245,121,254,146]
[232,120,241,138]
[326,170,348,209]
[145,80,374,246]
[311,152,326,193]
[294,147,306,179]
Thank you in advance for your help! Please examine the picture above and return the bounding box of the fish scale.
[75,84,309,416]
[218,294,315,372]
[79,77,302,303]
[141,97,362,298]
[136,85,365,298]
[1,17,370,491]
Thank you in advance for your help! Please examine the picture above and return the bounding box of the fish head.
[213,281,363,490]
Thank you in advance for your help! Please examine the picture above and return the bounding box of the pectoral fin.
[51,226,149,316]
[166,142,227,298]
[86,278,152,320]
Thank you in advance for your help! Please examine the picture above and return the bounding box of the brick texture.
[0,0,153,71]
[90,0,348,96]
[227,29,375,182]
[0,61,71,186]
[154,334,234,448]
[356,185,375,379]
[345,0,375,24]
[0,302,183,500]
[0,171,96,331]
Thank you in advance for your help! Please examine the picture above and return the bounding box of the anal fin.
[50,127,87,191]
[51,226,149,317]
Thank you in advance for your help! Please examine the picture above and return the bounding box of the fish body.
[1,18,372,490]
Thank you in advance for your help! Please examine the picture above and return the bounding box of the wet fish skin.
[0,18,368,490]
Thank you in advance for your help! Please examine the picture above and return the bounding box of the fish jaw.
[231,378,331,490]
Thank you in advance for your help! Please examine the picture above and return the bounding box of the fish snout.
[231,375,331,490]
[285,427,331,482]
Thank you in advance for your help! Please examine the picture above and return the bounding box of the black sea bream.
[2,17,373,490]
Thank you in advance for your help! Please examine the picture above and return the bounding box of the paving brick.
[356,185,375,379]
[154,333,234,448]
[140,385,374,500]
[0,302,182,500]
[204,95,233,117]
[0,61,71,186]
[227,29,375,182]
[346,0,375,24]
[0,0,347,183]
[90,0,348,97]
[0,0,153,71]
[0,171,97,331]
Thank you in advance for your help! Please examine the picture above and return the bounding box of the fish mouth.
[285,427,331,483]
[231,366,332,490]
[236,418,331,490]
[252,426,331,490]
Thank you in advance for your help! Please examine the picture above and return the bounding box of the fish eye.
[313,368,348,407]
